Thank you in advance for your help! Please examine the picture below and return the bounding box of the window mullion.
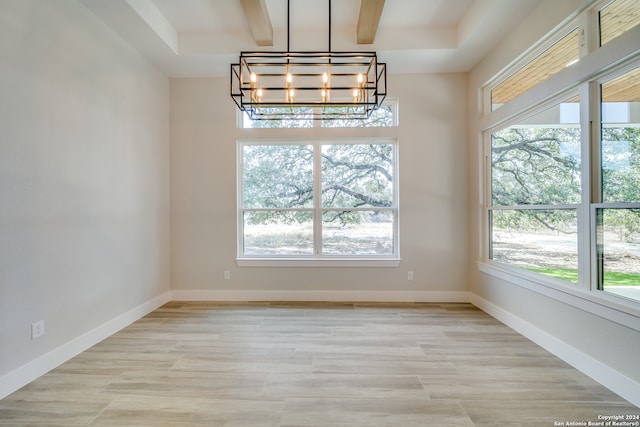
[589,80,603,205]
[589,80,604,292]
[483,133,492,262]
[578,83,594,291]
[313,141,323,256]
[237,143,245,258]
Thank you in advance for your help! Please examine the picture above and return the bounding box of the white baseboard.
[469,293,640,408]
[0,291,171,400]
[171,289,470,303]
[6,289,636,409]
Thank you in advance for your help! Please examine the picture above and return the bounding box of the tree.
[242,104,395,227]
[242,143,393,226]
[602,127,640,203]
[601,126,640,242]
[243,104,394,129]
[492,127,581,207]
[491,126,581,232]
[491,124,640,240]
[241,141,395,255]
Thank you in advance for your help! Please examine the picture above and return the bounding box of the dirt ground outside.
[492,230,640,275]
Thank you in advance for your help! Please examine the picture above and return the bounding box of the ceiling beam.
[357,0,385,44]
[239,0,273,46]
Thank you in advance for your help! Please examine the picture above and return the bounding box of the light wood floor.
[1,302,637,426]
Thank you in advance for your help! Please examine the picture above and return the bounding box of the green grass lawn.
[525,266,640,286]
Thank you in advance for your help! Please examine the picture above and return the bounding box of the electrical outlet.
[408,271,414,281]
[31,320,45,340]
[224,270,231,280]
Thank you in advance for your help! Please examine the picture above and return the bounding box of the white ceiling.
[81,0,543,77]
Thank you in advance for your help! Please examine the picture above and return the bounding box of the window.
[321,103,395,128]
[486,0,640,115]
[242,108,314,128]
[599,0,640,46]
[489,96,581,283]
[597,65,640,302]
[238,140,398,263]
[482,3,640,307]
[490,28,580,111]
[241,100,397,128]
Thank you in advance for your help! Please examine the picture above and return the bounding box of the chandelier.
[231,0,387,121]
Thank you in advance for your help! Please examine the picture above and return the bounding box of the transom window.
[241,100,396,128]
[238,140,398,263]
[599,0,640,46]
[489,28,580,111]
[486,0,640,115]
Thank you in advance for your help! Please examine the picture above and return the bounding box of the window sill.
[477,261,640,332]
[236,258,401,267]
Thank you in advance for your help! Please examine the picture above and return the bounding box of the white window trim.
[236,138,400,266]
[484,88,586,283]
[237,258,401,267]
[477,261,640,331]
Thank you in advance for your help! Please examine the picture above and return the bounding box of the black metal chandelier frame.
[231,0,387,120]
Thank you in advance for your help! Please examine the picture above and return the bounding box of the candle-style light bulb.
[286,73,293,84]
[357,73,364,85]
[257,88,263,101]
[322,72,328,84]
[249,72,257,98]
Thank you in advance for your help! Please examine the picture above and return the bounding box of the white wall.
[170,74,469,300]
[0,0,170,392]
[467,0,640,405]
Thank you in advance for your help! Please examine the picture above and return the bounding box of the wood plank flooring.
[1,302,637,426]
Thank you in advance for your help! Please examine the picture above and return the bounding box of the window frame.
[480,0,608,117]
[236,138,400,267]
[485,90,586,286]
[592,63,640,302]
[479,4,640,322]
[598,0,640,47]
[482,18,584,115]
[489,26,582,113]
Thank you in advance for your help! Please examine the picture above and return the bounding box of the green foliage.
[490,103,640,279]
[322,210,393,227]
[600,127,640,240]
[242,142,394,226]
[244,107,314,128]
[602,127,640,203]
[491,123,640,239]
[243,104,394,128]
[242,145,314,209]
[244,210,313,227]
[524,266,578,283]
[601,208,640,243]
[491,126,581,207]
[322,144,393,209]
[321,105,394,128]
[603,271,640,287]
[525,266,640,286]
[492,209,576,233]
